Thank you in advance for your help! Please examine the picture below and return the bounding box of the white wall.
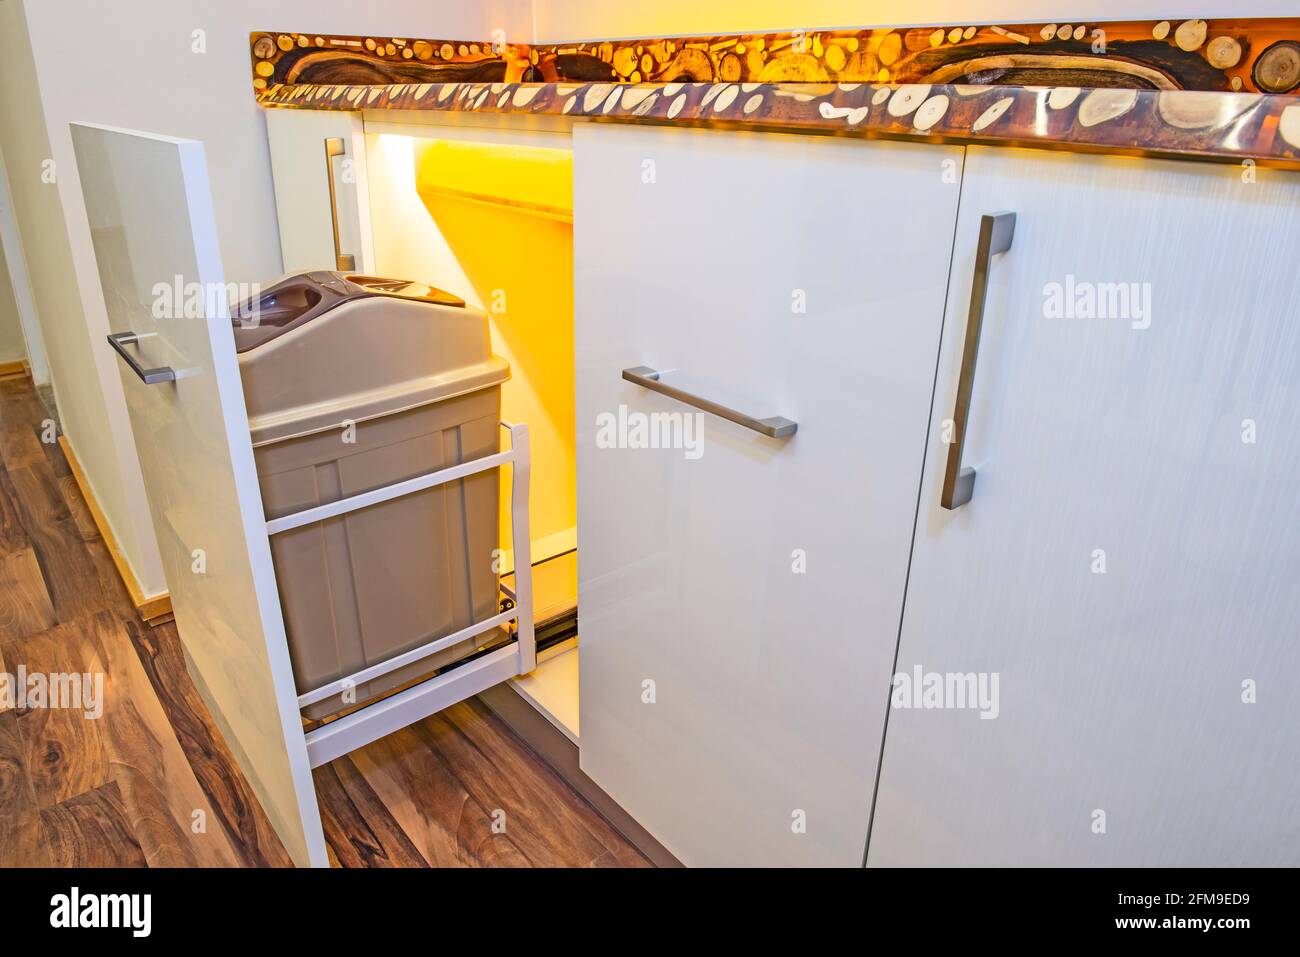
[533,2,1298,40]
[0,148,49,384]
[0,242,25,364]
[1,0,530,597]
[0,1,159,598]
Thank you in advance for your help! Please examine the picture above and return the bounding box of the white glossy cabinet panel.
[573,123,964,866]
[72,123,326,867]
[869,148,1300,866]
[265,109,373,275]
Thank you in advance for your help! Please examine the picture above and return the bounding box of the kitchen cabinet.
[868,147,1300,866]
[265,109,374,274]
[239,105,1300,866]
[572,123,965,866]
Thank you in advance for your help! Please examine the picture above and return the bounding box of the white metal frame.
[266,421,535,768]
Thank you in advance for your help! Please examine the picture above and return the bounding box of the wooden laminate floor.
[0,373,648,868]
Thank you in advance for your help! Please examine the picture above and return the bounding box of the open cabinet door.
[265,109,373,274]
[71,123,326,867]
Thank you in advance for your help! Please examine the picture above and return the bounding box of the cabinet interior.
[365,127,580,736]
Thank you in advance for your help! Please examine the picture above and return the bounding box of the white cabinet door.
[573,123,964,866]
[265,109,374,274]
[869,148,1300,867]
[72,123,326,867]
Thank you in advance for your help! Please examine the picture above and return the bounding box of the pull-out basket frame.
[265,421,535,767]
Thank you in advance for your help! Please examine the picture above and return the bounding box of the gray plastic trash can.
[233,271,510,719]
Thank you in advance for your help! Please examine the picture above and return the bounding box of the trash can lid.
[235,273,507,447]
[231,271,464,353]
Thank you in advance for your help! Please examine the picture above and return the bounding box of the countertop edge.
[256,80,1300,170]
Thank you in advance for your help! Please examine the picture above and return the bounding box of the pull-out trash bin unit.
[233,272,511,719]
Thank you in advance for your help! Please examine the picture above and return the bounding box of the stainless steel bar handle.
[940,211,1016,510]
[323,137,356,272]
[622,366,797,439]
[107,332,176,385]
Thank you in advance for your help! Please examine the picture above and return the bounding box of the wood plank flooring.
[0,372,648,867]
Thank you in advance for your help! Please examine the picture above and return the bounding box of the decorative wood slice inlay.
[888,84,931,116]
[1254,41,1300,94]
[914,94,950,130]
[1078,88,1139,127]
[973,96,1015,132]
[1206,36,1243,70]
[1281,104,1300,148]
[1048,86,1082,110]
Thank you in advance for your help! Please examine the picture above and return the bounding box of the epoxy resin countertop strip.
[251,21,1300,168]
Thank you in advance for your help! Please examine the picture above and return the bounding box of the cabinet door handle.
[323,137,356,272]
[107,332,176,385]
[940,211,1016,510]
[622,366,797,438]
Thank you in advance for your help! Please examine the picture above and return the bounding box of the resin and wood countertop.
[251,18,1300,168]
